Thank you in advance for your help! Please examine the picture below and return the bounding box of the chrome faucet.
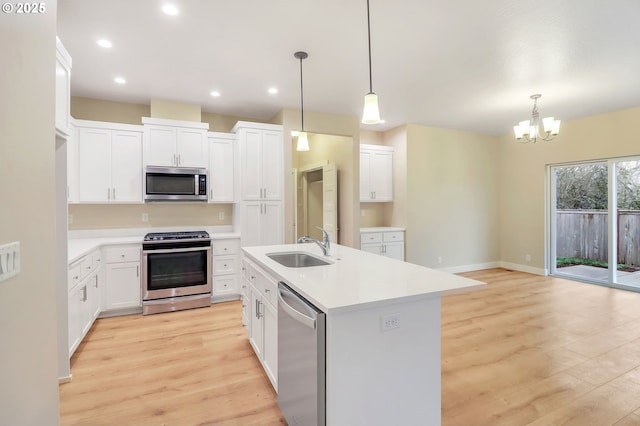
[297,227,331,256]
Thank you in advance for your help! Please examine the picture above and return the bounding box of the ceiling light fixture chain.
[294,51,310,151]
[513,93,561,144]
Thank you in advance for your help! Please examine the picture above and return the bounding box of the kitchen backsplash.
[68,203,233,230]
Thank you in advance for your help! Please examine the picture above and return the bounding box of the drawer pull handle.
[265,289,270,293]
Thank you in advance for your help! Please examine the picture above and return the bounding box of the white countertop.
[360,226,405,233]
[242,243,485,313]
[68,231,240,264]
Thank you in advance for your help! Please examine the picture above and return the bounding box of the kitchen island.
[242,242,485,426]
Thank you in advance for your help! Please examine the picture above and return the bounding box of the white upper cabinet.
[142,117,209,168]
[208,132,235,203]
[75,120,143,203]
[55,37,72,138]
[360,144,393,202]
[234,122,283,201]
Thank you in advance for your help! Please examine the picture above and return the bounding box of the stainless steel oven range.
[142,231,212,315]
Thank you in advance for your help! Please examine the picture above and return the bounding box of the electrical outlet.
[68,214,73,224]
[218,211,224,220]
[361,209,365,217]
[437,256,443,264]
[381,313,400,331]
[141,213,149,222]
[0,241,20,282]
[525,254,531,262]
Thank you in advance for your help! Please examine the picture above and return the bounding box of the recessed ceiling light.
[268,87,278,95]
[97,39,112,48]
[162,4,178,15]
[210,91,221,97]
[114,77,126,84]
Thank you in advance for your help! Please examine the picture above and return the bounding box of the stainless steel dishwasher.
[277,282,326,426]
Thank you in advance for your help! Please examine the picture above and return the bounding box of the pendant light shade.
[294,51,310,151]
[362,0,381,124]
[297,131,310,151]
[362,92,381,124]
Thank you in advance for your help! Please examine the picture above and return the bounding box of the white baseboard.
[437,261,501,274]
[435,261,547,276]
[58,375,72,384]
[499,261,546,276]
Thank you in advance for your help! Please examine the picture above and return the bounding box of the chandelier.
[513,94,560,143]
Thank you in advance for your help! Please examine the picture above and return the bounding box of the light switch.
[0,241,21,283]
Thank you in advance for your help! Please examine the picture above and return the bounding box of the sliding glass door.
[614,159,640,289]
[549,157,640,291]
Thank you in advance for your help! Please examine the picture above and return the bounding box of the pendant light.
[362,0,381,124]
[294,51,310,151]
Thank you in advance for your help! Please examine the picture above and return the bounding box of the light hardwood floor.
[60,269,640,425]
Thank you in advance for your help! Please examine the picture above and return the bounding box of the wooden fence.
[556,210,640,266]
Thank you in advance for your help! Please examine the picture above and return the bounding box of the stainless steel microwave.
[144,166,208,201]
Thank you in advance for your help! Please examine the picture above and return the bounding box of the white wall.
[0,1,61,423]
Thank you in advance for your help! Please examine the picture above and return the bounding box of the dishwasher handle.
[278,285,317,329]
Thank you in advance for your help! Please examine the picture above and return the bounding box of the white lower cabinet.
[67,249,102,357]
[360,228,405,261]
[212,238,240,299]
[243,254,278,391]
[103,245,141,312]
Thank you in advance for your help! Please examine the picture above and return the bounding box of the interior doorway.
[294,162,338,243]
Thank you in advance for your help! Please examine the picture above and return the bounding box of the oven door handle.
[143,246,211,254]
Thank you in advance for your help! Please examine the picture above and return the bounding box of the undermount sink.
[266,252,332,268]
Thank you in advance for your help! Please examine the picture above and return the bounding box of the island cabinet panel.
[325,296,442,425]
[243,255,278,391]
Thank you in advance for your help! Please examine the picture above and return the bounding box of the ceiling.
[57,0,640,135]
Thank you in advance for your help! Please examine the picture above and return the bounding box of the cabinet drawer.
[247,265,264,294]
[68,263,81,290]
[240,276,251,297]
[80,256,93,280]
[361,232,382,244]
[214,275,238,293]
[255,268,277,306]
[212,239,240,256]
[104,246,140,263]
[242,258,251,280]
[213,255,238,275]
[383,231,404,242]
[92,250,103,270]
